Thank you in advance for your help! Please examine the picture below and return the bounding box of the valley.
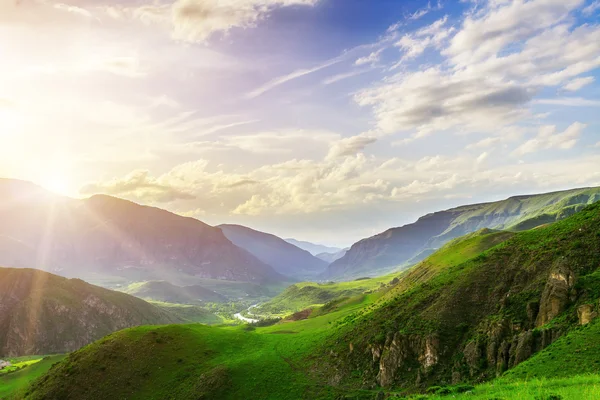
[2,192,600,399]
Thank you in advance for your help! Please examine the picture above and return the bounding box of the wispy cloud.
[536,98,600,107]
[246,58,343,98]
[322,69,370,85]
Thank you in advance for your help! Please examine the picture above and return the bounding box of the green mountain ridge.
[325,186,600,281]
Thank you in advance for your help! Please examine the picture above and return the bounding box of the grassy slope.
[322,202,600,391]
[0,355,66,399]
[447,187,600,232]
[150,302,223,325]
[254,274,396,317]
[20,294,383,400]
[257,229,513,318]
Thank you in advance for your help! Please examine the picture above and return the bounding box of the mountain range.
[15,200,600,399]
[284,238,343,256]
[219,224,328,280]
[0,179,283,284]
[325,187,600,280]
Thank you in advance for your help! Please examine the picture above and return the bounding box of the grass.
[254,271,404,318]
[417,375,600,399]
[0,355,66,399]
[149,302,224,325]
[20,293,382,400]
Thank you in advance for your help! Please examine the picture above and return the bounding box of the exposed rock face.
[536,264,576,327]
[578,304,598,325]
[372,333,439,387]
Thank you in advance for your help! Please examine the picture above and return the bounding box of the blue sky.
[1,0,599,246]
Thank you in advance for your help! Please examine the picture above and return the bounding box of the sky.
[1,0,599,247]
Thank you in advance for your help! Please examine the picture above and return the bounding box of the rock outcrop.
[370,333,440,387]
[536,263,576,327]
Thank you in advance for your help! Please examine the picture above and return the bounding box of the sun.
[43,176,71,196]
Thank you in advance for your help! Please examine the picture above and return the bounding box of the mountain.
[315,249,347,264]
[123,281,227,304]
[320,200,600,390]
[0,179,283,284]
[325,186,600,280]
[18,203,600,399]
[219,224,328,280]
[0,267,180,357]
[284,238,343,256]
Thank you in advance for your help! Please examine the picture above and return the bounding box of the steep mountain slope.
[316,249,347,264]
[0,179,282,283]
[219,224,328,280]
[325,187,600,280]
[322,201,600,390]
[123,280,227,304]
[0,267,181,357]
[284,238,343,256]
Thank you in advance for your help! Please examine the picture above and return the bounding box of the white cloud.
[322,69,369,85]
[326,135,377,159]
[355,49,382,66]
[246,57,341,98]
[512,122,586,156]
[563,76,595,91]
[583,0,600,15]
[356,0,600,141]
[393,16,454,64]
[407,0,443,21]
[536,97,600,106]
[103,0,319,43]
[446,0,584,66]
[355,67,534,136]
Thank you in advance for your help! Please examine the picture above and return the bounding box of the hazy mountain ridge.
[284,238,343,256]
[219,224,328,280]
[0,267,180,357]
[123,280,228,304]
[0,179,283,284]
[325,187,600,280]
[315,249,348,264]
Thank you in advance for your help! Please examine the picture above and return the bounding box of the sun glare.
[43,176,71,196]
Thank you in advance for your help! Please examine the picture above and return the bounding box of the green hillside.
[16,202,600,399]
[0,355,66,399]
[19,296,380,400]
[257,229,513,318]
[322,201,600,390]
[327,186,600,280]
